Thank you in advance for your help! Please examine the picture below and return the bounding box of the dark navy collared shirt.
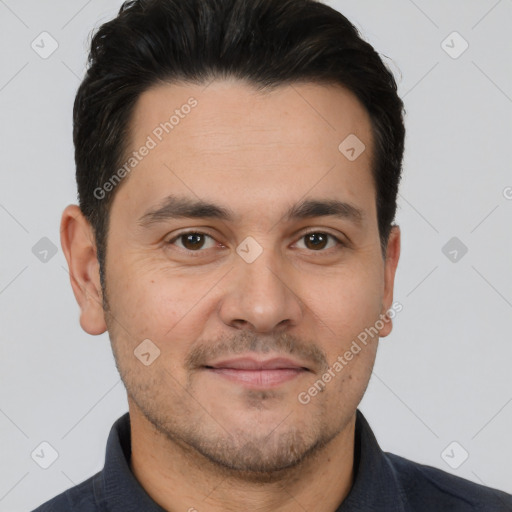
[32,409,512,511]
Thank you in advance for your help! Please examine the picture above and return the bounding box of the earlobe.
[379,225,401,338]
[60,205,108,335]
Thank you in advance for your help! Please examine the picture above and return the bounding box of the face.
[70,79,400,475]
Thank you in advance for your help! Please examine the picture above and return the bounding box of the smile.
[203,356,310,388]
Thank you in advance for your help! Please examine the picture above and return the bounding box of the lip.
[203,356,310,389]
[205,356,309,371]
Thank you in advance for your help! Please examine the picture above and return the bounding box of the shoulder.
[31,472,100,512]
[385,451,512,511]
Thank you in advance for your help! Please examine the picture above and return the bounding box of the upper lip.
[204,356,310,371]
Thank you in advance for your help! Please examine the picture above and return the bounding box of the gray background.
[1,0,511,510]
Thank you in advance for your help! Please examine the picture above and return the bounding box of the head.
[62,0,404,477]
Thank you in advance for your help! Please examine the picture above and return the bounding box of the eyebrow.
[137,194,365,228]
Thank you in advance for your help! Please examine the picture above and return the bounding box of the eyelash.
[166,229,345,255]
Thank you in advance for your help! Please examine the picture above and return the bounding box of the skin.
[61,78,400,512]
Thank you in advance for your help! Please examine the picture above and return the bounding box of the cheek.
[107,260,214,361]
[106,258,172,335]
[305,262,383,341]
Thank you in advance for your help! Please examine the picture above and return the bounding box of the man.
[33,0,512,510]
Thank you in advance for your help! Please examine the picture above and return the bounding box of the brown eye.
[168,232,216,251]
[296,232,342,251]
[305,232,328,250]
[181,233,205,250]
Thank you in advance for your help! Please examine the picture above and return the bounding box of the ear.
[60,204,107,335]
[378,225,401,338]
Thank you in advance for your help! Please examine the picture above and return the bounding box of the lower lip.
[205,368,306,388]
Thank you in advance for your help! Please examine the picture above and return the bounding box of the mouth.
[202,356,311,389]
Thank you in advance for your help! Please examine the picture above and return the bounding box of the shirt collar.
[335,409,408,511]
[99,412,166,511]
[98,409,408,511]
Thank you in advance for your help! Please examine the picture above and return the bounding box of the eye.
[295,231,343,251]
[166,229,344,255]
[167,231,218,252]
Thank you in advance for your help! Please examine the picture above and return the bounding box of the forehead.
[114,79,376,226]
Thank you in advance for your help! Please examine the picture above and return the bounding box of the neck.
[128,405,357,512]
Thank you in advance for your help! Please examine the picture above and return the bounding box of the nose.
[218,248,304,334]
